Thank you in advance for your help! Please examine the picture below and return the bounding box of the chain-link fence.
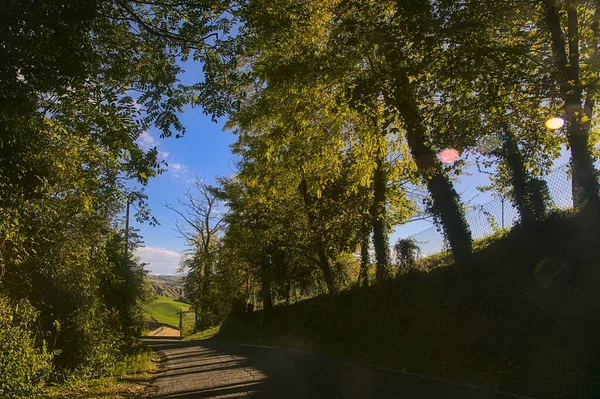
[409,164,573,257]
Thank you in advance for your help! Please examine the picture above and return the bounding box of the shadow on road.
[143,338,529,399]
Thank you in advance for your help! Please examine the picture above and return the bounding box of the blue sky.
[132,60,238,273]
[133,64,569,274]
[133,103,237,274]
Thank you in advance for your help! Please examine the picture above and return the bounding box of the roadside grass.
[413,227,512,271]
[42,349,159,399]
[187,211,600,399]
[183,325,221,341]
[143,295,190,328]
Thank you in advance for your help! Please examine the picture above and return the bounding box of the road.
[143,337,531,399]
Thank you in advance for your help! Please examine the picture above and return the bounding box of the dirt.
[146,325,181,337]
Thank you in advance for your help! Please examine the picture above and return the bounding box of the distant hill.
[148,275,185,299]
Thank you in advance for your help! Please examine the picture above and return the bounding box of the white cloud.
[170,163,188,178]
[137,131,158,151]
[136,246,183,275]
[171,163,184,172]
[137,133,191,176]
[137,132,170,160]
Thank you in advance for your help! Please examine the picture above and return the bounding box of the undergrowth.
[41,348,157,399]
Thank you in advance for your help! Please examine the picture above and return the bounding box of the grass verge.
[42,349,159,399]
[184,325,221,341]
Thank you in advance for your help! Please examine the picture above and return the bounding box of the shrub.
[51,308,122,381]
[0,296,53,398]
[394,238,421,275]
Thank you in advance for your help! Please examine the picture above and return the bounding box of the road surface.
[143,337,530,399]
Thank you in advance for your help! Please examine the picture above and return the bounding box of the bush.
[394,238,421,275]
[51,308,122,381]
[0,296,53,398]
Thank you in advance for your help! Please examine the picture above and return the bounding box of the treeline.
[172,0,600,329]
[0,1,213,396]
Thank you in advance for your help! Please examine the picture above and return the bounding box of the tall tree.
[167,178,225,329]
[224,0,416,281]
[0,0,216,381]
[327,0,474,262]
[541,0,600,210]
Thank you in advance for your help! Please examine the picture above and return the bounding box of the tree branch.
[114,0,220,49]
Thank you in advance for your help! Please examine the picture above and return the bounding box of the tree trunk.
[502,127,539,225]
[261,262,273,316]
[298,178,337,293]
[389,70,473,263]
[359,233,370,287]
[426,173,473,263]
[544,1,600,210]
[285,281,291,305]
[316,243,336,294]
[372,155,391,282]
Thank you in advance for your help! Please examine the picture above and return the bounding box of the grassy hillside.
[188,211,600,398]
[143,295,190,328]
[148,275,185,299]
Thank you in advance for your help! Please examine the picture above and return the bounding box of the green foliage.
[113,347,155,377]
[1,0,181,390]
[181,231,250,330]
[43,229,152,380]
[173,0,600,327]
[2,0,600,395]
[0,297,53,398]
[413,228,512,272]
[101,231,154,353]
[194,0,600,272]
[183,325,221,342]
[42,347,156,399]
[393,238,420,276]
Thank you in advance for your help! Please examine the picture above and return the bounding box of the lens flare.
[438,148,460,164]
[545,117,565,130]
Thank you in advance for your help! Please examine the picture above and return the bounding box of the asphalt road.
[143,337,531,399]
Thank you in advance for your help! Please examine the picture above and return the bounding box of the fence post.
[179,310,183,334]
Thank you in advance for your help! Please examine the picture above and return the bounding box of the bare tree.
[166,177,227,330]
[165,177,225,278]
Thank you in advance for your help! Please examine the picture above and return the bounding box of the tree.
[217,177,279,316]
[541,0,600,210]
[0,0,208,384]
[226,78,368,293]
[441,0,600,214]
[217,0,418,284]
[167,177,225,329]
[394,238,420,275]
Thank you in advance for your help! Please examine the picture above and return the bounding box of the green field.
[143,295,191,328]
